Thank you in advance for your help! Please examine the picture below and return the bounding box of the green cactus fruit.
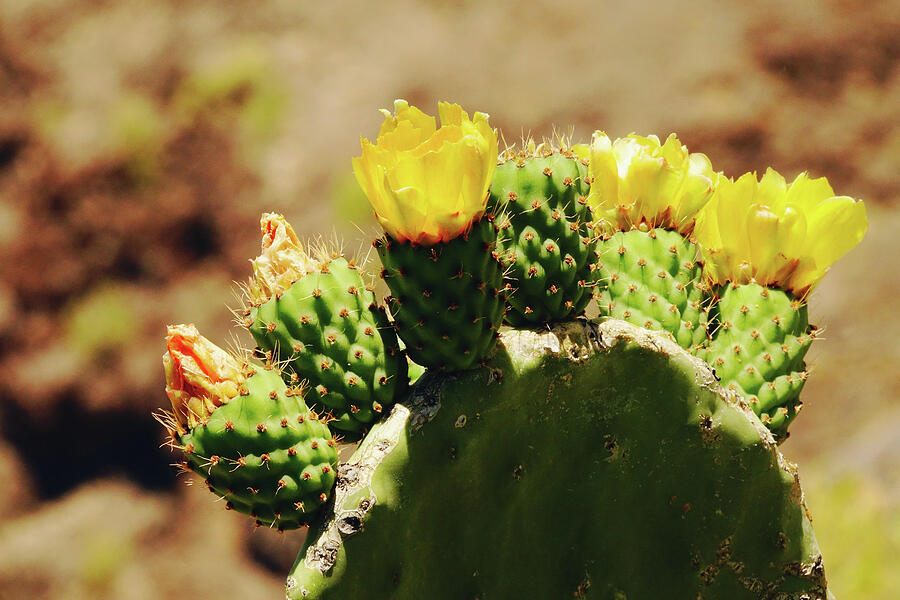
[286,320,828,599]
[161,324,338,531]
[244,215,407,438]
[488,143,597,325]
[376,218,505,371]
[702,283,812,441]
[596,227,710,351]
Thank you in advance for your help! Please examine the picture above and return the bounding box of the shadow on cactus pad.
[287,320,827,599]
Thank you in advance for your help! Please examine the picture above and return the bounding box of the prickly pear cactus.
[160,324,338,530]
[376,219,505,371]
[353,100,504,371]
[155,100,870,598]
[695,169,867,440]
[287,321,827,599]
[587,132,719,351]
[244,214,408,437]
[596,227,709,350]
[488,141,597,325]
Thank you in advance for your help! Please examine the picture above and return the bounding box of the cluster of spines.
[376,218,505,371]
[489,139,598,325]
[594,228,711,351]
[242,250,407,438]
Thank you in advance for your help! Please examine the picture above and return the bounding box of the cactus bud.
[163,323,243,430]
[249,213,320,303]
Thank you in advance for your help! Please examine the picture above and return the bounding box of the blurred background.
[0,0,897,598]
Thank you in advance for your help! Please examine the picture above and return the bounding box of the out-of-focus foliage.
[805,469,900,598]
[173,43,288,146]
[64,284,138,359]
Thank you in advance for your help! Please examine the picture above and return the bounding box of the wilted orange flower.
[249,213,319,302]
[163,324,244,430]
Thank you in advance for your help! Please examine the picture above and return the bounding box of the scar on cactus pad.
[353,100,504,371]
[589,132,720,351]
[159,324,338,530]
[488,137,598,326]
[694,168,867,439]
[242,213,408,439]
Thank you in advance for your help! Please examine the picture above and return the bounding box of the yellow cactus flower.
[352,99,498,245]
[587,132,719,235]
[249,213,319,303]
[694,168,868,296]
[163,324,245,430]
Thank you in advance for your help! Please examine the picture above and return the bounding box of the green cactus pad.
[702,283,812,441]
[596,228,709,351]
[286,320,827,599]
[377,218,504,371]
[249,257,407,438]
[489,151,597,325]
[178,367,338,530]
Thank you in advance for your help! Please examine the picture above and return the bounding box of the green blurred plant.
[805,470,900,599]
[78,531,134,593]
[64,284,138,361]
[174,42,287,143]
[110,93,167,183]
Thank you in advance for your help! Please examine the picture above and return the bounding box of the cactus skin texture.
[488,149,597,325]
[596,228,709,351]
[181,367,338,530]
[286,320,827,599]
[249,256,408,438]
[163,326,339,531]
[702,283,812,441]
[377,218,505,371]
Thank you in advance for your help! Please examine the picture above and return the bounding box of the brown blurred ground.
[0,1,897,598]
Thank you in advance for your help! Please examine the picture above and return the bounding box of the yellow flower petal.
[587,132,720,234]
[353,99,497,244]
[695,168,867,295]
[377,99,435,146]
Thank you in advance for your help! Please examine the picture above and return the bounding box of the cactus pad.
[162,325,338,530]
[377,218,505,370]
[181,368,337,530]
[249,257,407,437]
[286,320,827,599]
[596,228,709,350]
[489,148,596,325]
[702,283,812,441]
